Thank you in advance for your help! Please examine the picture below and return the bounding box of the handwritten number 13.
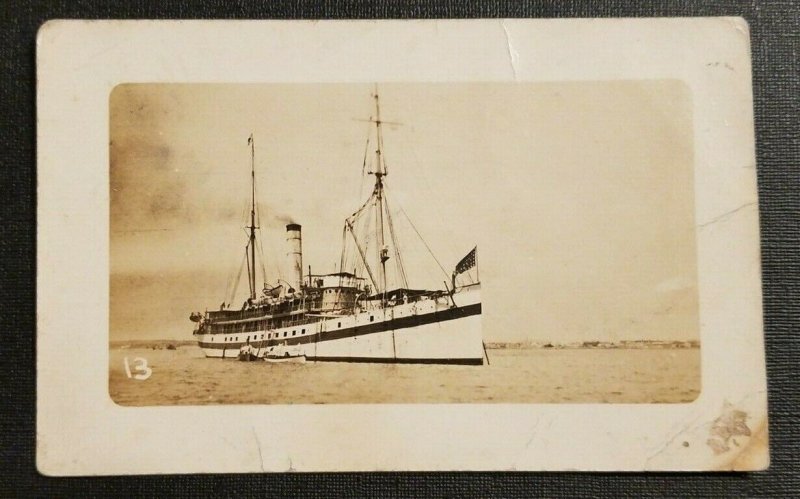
[123,357,152,380]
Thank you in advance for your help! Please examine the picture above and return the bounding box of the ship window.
[302,329,305,334]
[283,332,287,337]
[261,334,264,339]
[292,331,296,336]
[338,322,341,328]
[370,315,374,322]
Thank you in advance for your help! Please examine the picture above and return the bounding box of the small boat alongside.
[237,343,260,362]
[264,344,306,363]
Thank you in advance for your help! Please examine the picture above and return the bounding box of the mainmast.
[247,133,257,301]
[373,90,389,302]
[343,88,408,300]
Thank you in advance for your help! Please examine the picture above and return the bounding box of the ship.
[190,90,483,364]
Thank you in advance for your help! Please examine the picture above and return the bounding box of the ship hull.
[308,310,482,364]
[195,286,483,364]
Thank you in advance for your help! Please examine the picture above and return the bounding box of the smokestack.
[286,223,303,292]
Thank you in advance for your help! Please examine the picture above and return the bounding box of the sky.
[110,81,698,343]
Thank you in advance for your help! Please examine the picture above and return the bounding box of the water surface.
[109,345,700,405]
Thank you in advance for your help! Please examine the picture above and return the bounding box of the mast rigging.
[342,88,413,298]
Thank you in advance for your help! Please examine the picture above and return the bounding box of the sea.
[109,344,701,405]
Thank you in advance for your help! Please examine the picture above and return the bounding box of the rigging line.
[362,208,374,264]
[239,197,248,228]
[399,205,449,280]
[252,177,266,287]
[223,260,235,305]
[225,252,241,303]
[223,232,245,302]
[346,219,378,292]
[348,188,376,222]
[344,191,375,286]
[244,240,253,299]
[348,224,357,270]
[374,191,382,293]
[229,248,248,305]
[381,188,408,288]
[339,224,348,283]
[256,229,268,287]
[358,120,371,199]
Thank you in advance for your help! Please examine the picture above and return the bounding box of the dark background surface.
[2,1,797,496]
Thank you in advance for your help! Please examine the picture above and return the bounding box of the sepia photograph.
[109,82,700,405]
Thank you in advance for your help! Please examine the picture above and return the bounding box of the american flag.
[455,246,477,275]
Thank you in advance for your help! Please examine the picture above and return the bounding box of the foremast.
[247,134,257,301]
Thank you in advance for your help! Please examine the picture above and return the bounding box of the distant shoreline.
[484,340,700,350]
[110,339,196,350]
[109,339,700,350]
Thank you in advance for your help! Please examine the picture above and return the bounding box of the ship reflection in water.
[109,344,700,405]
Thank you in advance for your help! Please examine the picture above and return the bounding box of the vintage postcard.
[37,19,767,474]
